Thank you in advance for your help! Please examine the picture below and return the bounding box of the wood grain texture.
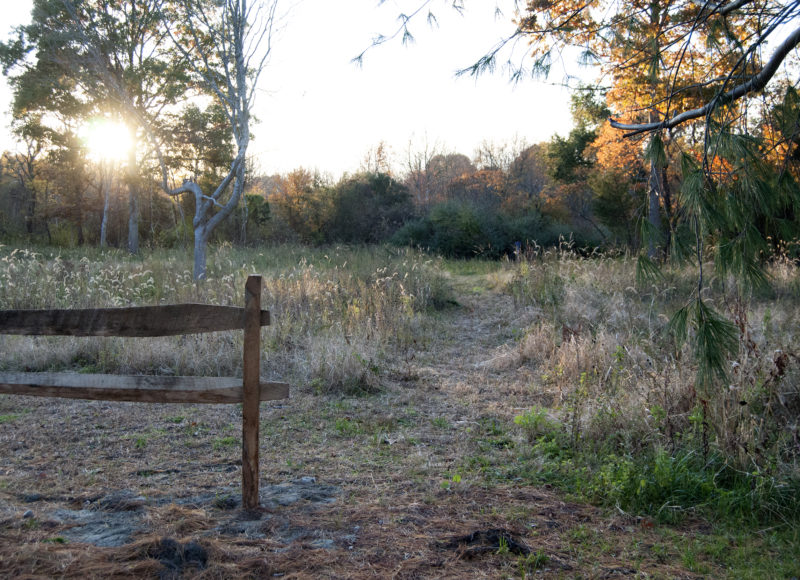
[242,275,263,510]
[0,372,289,404]
[0,305,270,337]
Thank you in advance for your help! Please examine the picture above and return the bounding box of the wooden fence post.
[242,275,262,509]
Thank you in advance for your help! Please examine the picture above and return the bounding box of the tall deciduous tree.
[507,143,551,212]
[1,0,186,254]
[405,146,478,208]
[517,0,745,258]
[1,120,45,236]
[540,92,610,239]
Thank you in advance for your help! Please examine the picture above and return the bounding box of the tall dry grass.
[507,243,800,477]
[0,244,451,394]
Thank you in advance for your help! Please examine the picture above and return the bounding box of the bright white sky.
[0,0,576,177]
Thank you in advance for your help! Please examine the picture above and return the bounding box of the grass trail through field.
[416,269,552,421]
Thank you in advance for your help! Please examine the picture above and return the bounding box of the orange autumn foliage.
[591,121,644,177]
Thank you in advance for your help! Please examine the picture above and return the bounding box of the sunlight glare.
[81,119,133,163]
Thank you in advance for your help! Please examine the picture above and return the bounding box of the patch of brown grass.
[0,483,725,578]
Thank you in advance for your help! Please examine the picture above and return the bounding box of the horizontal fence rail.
[0,373,289,404]
[0,304,270,337]
[0,275,287,510]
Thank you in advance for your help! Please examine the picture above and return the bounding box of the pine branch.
[610,25,800,137]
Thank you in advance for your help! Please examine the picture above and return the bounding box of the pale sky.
[0,1,576,177]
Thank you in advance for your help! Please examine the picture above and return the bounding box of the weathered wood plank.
[242,275,262,510]
[0,305,270,337]
[0,372,289,404]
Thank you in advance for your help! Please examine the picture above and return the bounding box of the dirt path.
[412,274,551,421]
[0,274,719,578]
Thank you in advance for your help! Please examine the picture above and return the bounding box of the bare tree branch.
[352,0,436,66]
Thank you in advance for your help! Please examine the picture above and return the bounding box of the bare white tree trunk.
[164,0,277,280]
[194,226,209,281]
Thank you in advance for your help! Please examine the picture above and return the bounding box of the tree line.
[4,77,798,258]
[1,0,798,282]
[3,81,799,262]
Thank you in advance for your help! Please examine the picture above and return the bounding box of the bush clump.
[392,200,571,259]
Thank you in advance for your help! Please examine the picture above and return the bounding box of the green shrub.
[392,201,559,259]
[514,407,560,443]
[513,436,800,527]
[325,172,414,244]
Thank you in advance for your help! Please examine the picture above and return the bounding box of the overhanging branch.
[609,25,800,137]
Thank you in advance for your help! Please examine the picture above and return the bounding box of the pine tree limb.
[609,25,800,137]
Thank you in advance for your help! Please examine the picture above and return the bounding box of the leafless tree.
[163,0,278,280]
[404,137,442,207]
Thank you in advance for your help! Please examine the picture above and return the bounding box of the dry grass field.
[0,243,798,578]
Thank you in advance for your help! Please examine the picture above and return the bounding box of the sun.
[81,118,133,163]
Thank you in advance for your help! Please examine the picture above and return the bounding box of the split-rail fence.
[0,275,288,509]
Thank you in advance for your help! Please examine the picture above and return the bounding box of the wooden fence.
[0,275,289,510]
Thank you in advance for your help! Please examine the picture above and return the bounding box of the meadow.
[0,242,798,577]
